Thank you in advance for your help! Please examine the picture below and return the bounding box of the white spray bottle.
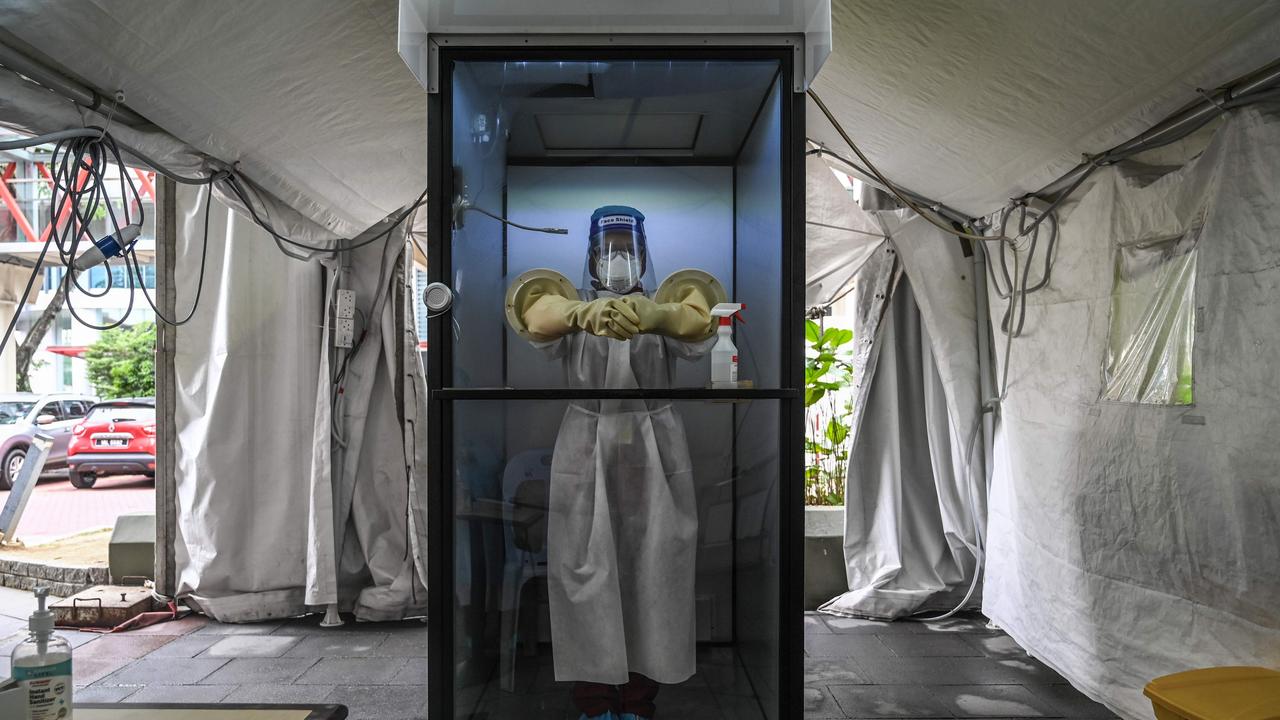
[10,588,72,720]
[711,303,745,389]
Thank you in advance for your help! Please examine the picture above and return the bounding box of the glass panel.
[451,399,780,720]
[1102,228,1198,405]
[447,59,783,390]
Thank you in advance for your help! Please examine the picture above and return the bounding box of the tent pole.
[971,242,995,495]
[0,34,149,128]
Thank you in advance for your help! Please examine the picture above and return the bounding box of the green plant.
[83,322,156,399]
[805,319,855,506]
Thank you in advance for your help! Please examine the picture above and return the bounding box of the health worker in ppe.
[504,205,724,720]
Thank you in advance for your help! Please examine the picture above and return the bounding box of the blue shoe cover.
[619,714,650,720]
[579,713,617,720]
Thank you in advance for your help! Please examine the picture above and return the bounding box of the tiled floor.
[804,611,1119,719]
[0,586,428,720]
[0,585,1117,719]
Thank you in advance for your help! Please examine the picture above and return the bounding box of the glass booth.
[426,49,804,720]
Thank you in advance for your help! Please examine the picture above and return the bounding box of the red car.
[66,398,156,489]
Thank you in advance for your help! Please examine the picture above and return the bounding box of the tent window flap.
[1101,227,1199,405]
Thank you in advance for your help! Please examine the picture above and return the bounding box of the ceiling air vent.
[535,112,703,156]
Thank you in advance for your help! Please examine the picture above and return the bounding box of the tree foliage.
[83,322,156,399]
[804,319,856,506]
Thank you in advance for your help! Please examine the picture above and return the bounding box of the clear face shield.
[584,207,655,295]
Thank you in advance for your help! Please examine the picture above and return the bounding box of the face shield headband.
[588,206,649,294]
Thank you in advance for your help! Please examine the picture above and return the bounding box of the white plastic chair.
[499,448,553,692]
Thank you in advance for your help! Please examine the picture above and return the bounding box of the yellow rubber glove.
[620,285,716,341]
[522,293,641,341]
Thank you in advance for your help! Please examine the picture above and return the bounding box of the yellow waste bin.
[1145,667,1280,720]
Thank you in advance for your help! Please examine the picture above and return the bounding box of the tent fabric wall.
[172,184,326,620]
[822,215,986,619]
[172,186,427,622]
[983,105,1280,719]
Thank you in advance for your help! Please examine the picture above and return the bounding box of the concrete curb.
[0,557,109,597]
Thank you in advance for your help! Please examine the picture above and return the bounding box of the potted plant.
[804,320,855,609]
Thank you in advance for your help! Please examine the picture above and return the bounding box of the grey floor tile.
[805,657,867,685]
[822,615,912,635]
[96,657,228,686]
[964,633,1031,659]
[75,634,176,661]
[126,614,209,636]
[389,657,427,685]
[805,634,895,659]
[144,634,219,658]
[282,631,388,657]
[272,615,425,636]
[910,613,998,634]
[0,615,24,638]
[931,684,1058,717]
[469,690,570,720]
[325,684,428,720]
[194,620,286,636]
[803,686,846,718]
[702,660,758,696]
[127,684,235,703]
[651,686,726,719]
[375,629,428,657]
[879,634,983,657]
[828,684,950,718]
[698,644,738,666]
[223,683,333,704]
[201,634,301,658]
[74,685,137,703]
[852,656,1066,686]
[295,657,409,685]
[805,613,834,634]
[198,657,318,685]
[0,587,45,620]
[75,655,128,686]
[717,693,768,720]
[1025,683,1119,718]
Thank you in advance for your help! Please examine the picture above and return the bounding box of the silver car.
[0,392,97,490]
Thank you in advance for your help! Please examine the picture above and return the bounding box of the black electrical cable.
[48,128,144,331]
[128,174,222,326]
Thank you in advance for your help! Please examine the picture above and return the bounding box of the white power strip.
[335,289,356,348]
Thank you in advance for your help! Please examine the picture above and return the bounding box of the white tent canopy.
[2,3,1279,718]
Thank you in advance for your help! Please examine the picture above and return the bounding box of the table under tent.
[0,2,1277,720]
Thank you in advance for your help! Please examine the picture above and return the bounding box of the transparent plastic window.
[1101,226,1198,405]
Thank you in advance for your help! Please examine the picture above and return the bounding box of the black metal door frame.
[427,45,805,720]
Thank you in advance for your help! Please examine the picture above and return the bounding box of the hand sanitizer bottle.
[11,588,72,720]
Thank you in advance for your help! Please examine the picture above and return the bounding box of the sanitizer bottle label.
[14,660,72,719]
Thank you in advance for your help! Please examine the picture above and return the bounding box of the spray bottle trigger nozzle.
[711,302,745,325]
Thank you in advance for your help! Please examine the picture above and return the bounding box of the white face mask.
[597,251,641,292]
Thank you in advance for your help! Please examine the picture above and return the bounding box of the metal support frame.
[153,175,178,596]
[0,162,38,243]
[427,45,804,720]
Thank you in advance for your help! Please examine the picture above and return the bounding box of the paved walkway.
[0,585,1115,719]
[0,475,154,542]
[0,586,428,719]
[804,611,1118,719]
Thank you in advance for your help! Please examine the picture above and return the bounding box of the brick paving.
[0,475,153,541]
[0,584,1116,719]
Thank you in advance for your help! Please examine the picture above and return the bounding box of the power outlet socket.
[335,289,356,320]
[334,317,354,348]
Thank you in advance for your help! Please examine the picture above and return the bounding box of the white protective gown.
[534,295,713,685]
